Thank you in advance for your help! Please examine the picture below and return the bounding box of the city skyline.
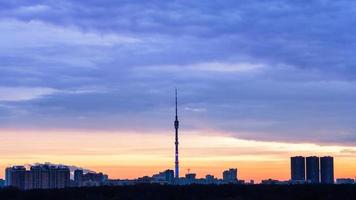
[1,129,354,182]
[0,92,354,182]
[1,1,356,183]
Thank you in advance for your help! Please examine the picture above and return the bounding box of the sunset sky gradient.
[1,0,356,182]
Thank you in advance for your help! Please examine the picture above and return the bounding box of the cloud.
[185,107,206,113]
[0,0,356,145]
[0,19,140,49]
[136,62,266,73]
[0,87,58,102]
[192,62,265,72]
[16,5,51,14]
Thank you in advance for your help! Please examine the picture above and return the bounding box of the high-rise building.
[223,168,238,183]
[165,170,174,182]
[320,156,334,184]
[54,166,70,189]
[24,171,33,190]
[291,156,305,181]
[31,165,42,189]
[5,166,26,189]
[74,169,84,187]
[306,156,320,183]
[152,169,174,183]
[5,164,70,190]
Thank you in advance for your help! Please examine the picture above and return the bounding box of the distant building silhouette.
[261,179,288,185]
[0,179,5,188]
[306,156,320,183]
[164,170,174,182]
[205,174,217,184]
[5,166,26,189]
[320,156,334,184]
[336,178,354,184]
[151,170,174,183]
[74,169,84,187]
[5,164,70,190]
[81,172,108,187]
[185,173,196,180]
[223,168,238,183]
[291,156,305,181]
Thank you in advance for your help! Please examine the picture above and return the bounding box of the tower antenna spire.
[174,88,179,179]
[175,88,178,119]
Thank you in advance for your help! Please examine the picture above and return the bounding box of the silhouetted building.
[80,172,108,187]
[291,156,305,181]
[0,179,5,188]
[30,165,42,189]
[152,170,174,183]
[24,171,33,190]
[306,156,319,183]
[261,179,288,185]
[164,170,174,182]
[74,169,84,187]
[5,166,26,189]
[320,156,334,184]
[336,178,354,184]
[223,168,238,183]
[185,173,196,180]
[34,165,70,189]
[5,165,70,190]
[204,174,218,184]
[53,166,70,189]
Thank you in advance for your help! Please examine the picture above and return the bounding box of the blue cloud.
[1,0,356,144]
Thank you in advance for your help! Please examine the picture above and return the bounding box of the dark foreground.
[1,184,356,200]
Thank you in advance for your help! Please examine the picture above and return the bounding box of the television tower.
[174,88,179,178]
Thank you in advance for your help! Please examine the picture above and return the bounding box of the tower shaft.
[174,89,179,178]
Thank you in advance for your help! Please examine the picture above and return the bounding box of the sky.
[1,0,356,182]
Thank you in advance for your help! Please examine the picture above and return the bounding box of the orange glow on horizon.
[0,129,355,182]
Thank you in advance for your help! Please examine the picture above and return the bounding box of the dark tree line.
[1,184,356,200]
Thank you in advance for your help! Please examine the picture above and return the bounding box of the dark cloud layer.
[1,0,356,144]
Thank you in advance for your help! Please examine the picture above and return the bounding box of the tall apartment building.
[306,156,320,183]
[5,164,70,190]
[5,166,26,189]
[290,156,334,184]
[320,156,334,184]
[291,156,305,181]
[74,169,84,187]
[223,168,238,183]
